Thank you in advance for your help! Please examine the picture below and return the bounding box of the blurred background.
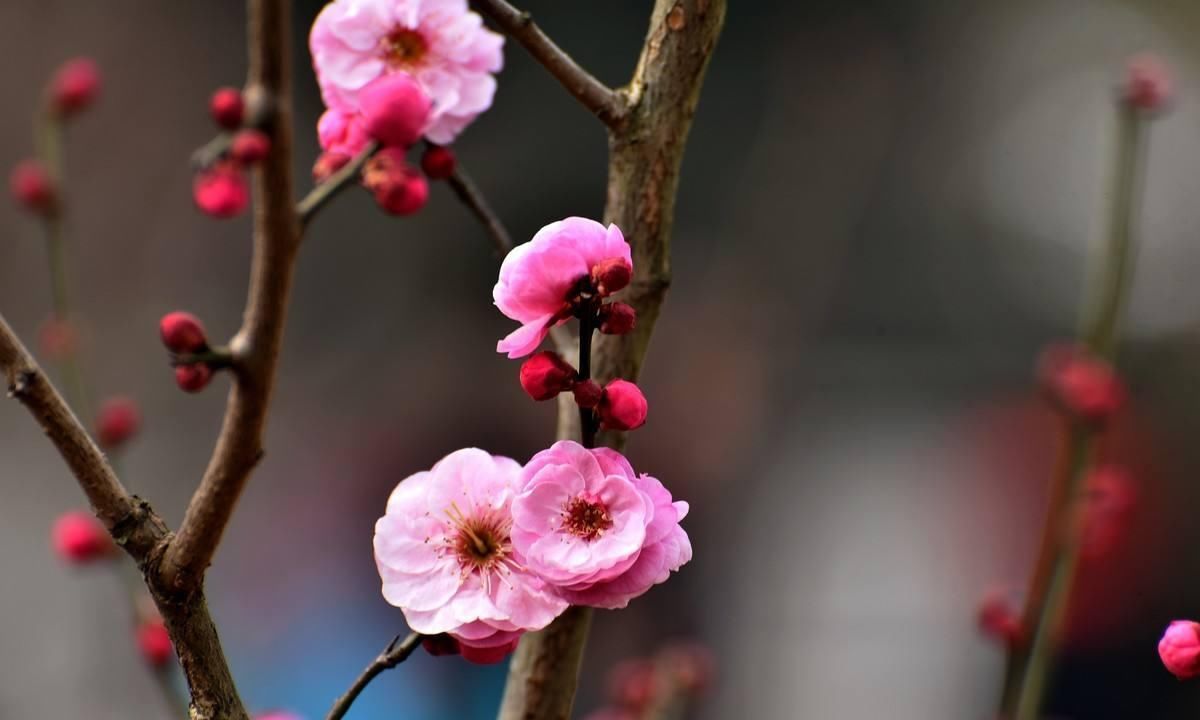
[3,0,1200,717]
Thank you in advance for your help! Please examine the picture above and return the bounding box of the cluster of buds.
[192,87,273,219]
[8,57,102,216]
[159,311,226,393]
[520,353,648,431]
[582,642,714,720]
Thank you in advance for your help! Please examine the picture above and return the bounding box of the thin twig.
[469,0,624,127]
[326,633,422,720]
[297,141,380,227]
[446,164,512,256]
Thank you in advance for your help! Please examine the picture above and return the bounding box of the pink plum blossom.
[374,448,567,656]
[494,217,633,358]
[309,0,504,145]
[511,441,691,609]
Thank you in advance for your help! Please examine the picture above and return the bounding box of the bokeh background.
[4,0,1200,717]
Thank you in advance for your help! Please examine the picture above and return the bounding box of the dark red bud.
[591,258,633,296]
[597,379,648,431]
[209,87,245,130]
[420,145,457,180]
[230,129,271,164]
[572,379,603,409]
[159,312,208,354]
[95,396,140,449]
[598,302,636,335]
[175,364,214,394]
[520,351,578,401]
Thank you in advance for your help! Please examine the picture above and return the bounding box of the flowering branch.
[469,0,624,126]
[496,2,725,718]
[325,632,422,720]
[161,0,302,593]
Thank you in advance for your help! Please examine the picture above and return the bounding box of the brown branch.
[496,2,726,718]
[326,633,422,720]
[470,0,624,126]
[447,164,513,256]
[161,0,302,594]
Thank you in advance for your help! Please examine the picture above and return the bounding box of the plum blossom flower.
[511,441,691,609]
[309,0,504,145]
[374,448,567,657]
[494,218,633,358]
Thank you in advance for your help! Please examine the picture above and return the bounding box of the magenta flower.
[374,448,567,654]
[511,441,691,609]
[494,217,633,358]
[309,0,504,145]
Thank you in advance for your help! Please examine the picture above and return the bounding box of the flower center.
[562,493,614,542]
[443,503,516,590]
[382,27,428,68]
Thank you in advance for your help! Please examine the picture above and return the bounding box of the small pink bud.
[362,148,428,216]
[51,510,114,564]
[1038,344,1125,423]
[1124,54,1172,112]
[607,658,657,710]
[573,379,603,409]
[1160,620,1200,679]
[193,161,249,218]
[49,58,101,117]
[230,129,271,164]
[38,316,77,360]
[658,642,715,694]
[359,73,431,148]
[598,379,648,431]
[10,160,55,213]
[137,619,173,668]
[209,87,245,130]
[421,145,457,180]
[520,351,578,401]
[977,592,1023,646]
[598,302,636,335]
[459,637,520,664]
[591,258,633,296]
[175,364,213,394]
[313,151,351,183]
[95,396,140,450]
[159,311,208,354]
[421,634,461,657]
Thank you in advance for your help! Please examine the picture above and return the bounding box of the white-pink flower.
[310,0,504,145]
[374,448,567,655]
[494,217,633,358]
[511,441,691,609]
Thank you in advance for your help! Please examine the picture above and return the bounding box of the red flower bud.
[10,160,55,214]
[210,87,245,130]
[362,148,428,216]
[573,379,603,409]
[38,316,76,360]
[421,634,461,657]
[359,73,431,148]
[137,619,173,668]
[95,396,140,450]
[193,161,249,218]
[175,364,214,394]
[51,510,114,565]
[1079,465,1136,560]
[421,145,457,180]
[1124,54,1172,112]
[230,129,271,164]
[49,58,101,117]
[976,591,1023,646]
[591,258,633,296]
[1038,344,1124,424]
[159,311,208,354]
[1160,620,1200,679]
[598,302,636,335]
[598,379,648,431]
[520,351,578,401]
[313,151,351,183]
[658,642,715,694]
[607,658,657,710]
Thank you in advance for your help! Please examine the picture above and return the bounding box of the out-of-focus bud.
[420,145,457,180]
[591,258,633,296]
[51,510,114,565]
[1079,465,1136,560]
[1124,54,1172,112]
[193,161,249,218]
[10,160,55,214]
[573,379,603,409]
[1160,620,1200,679]
[607,658,657,710]
[210,87,245,130]
[49,58,101,117]
[175,364,214,394]
[977,591,1023,646]
[313,151,351,183]
[137,618,173,668]
[658,641,715,694]
[598,302,636,335]
[520,351,578,401]
[1038,344,1125,424]
[359,73,431,148]
[362,148,428,216]
[159,311,208,354]
[598,379,648,431]
[95,396,140,450]
[38,316,77,360]
[231,129,271,165]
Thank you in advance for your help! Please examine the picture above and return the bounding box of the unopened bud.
[230,129,271,164]
[137,619,173,668]
[421,145,457,180]
[159,311,208,354]
[598,302,636,335]
[1124,54,1172,112]
[10,160,55,214]
[175,364,214,394]
[193,161,249,218]
[51,510,114,565]
[360,73,431,148]
[1160,620,1200,679]
[49,58,101,117]
[210,87,245,130]
[362,148,428,216]
[520,351,578,401]
[95,396,140,450]
[598,379,648,431]
[573,379,603,409]
[591,258,633,296]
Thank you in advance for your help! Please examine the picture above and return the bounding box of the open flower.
[511,441,691,609]
[374,448,566,657]
[494,217,633,358]
[310,0,504,145]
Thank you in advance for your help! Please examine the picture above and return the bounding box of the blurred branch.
[447,163,513,256]
[326,633,422,720]
[496,2,726,718]
[469,0,624,127]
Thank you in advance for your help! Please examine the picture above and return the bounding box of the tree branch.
[446,164,513,257]
[470,0,625,127]
[326,633,422,720]
[161,0,302,593]
[496,2,726,718]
